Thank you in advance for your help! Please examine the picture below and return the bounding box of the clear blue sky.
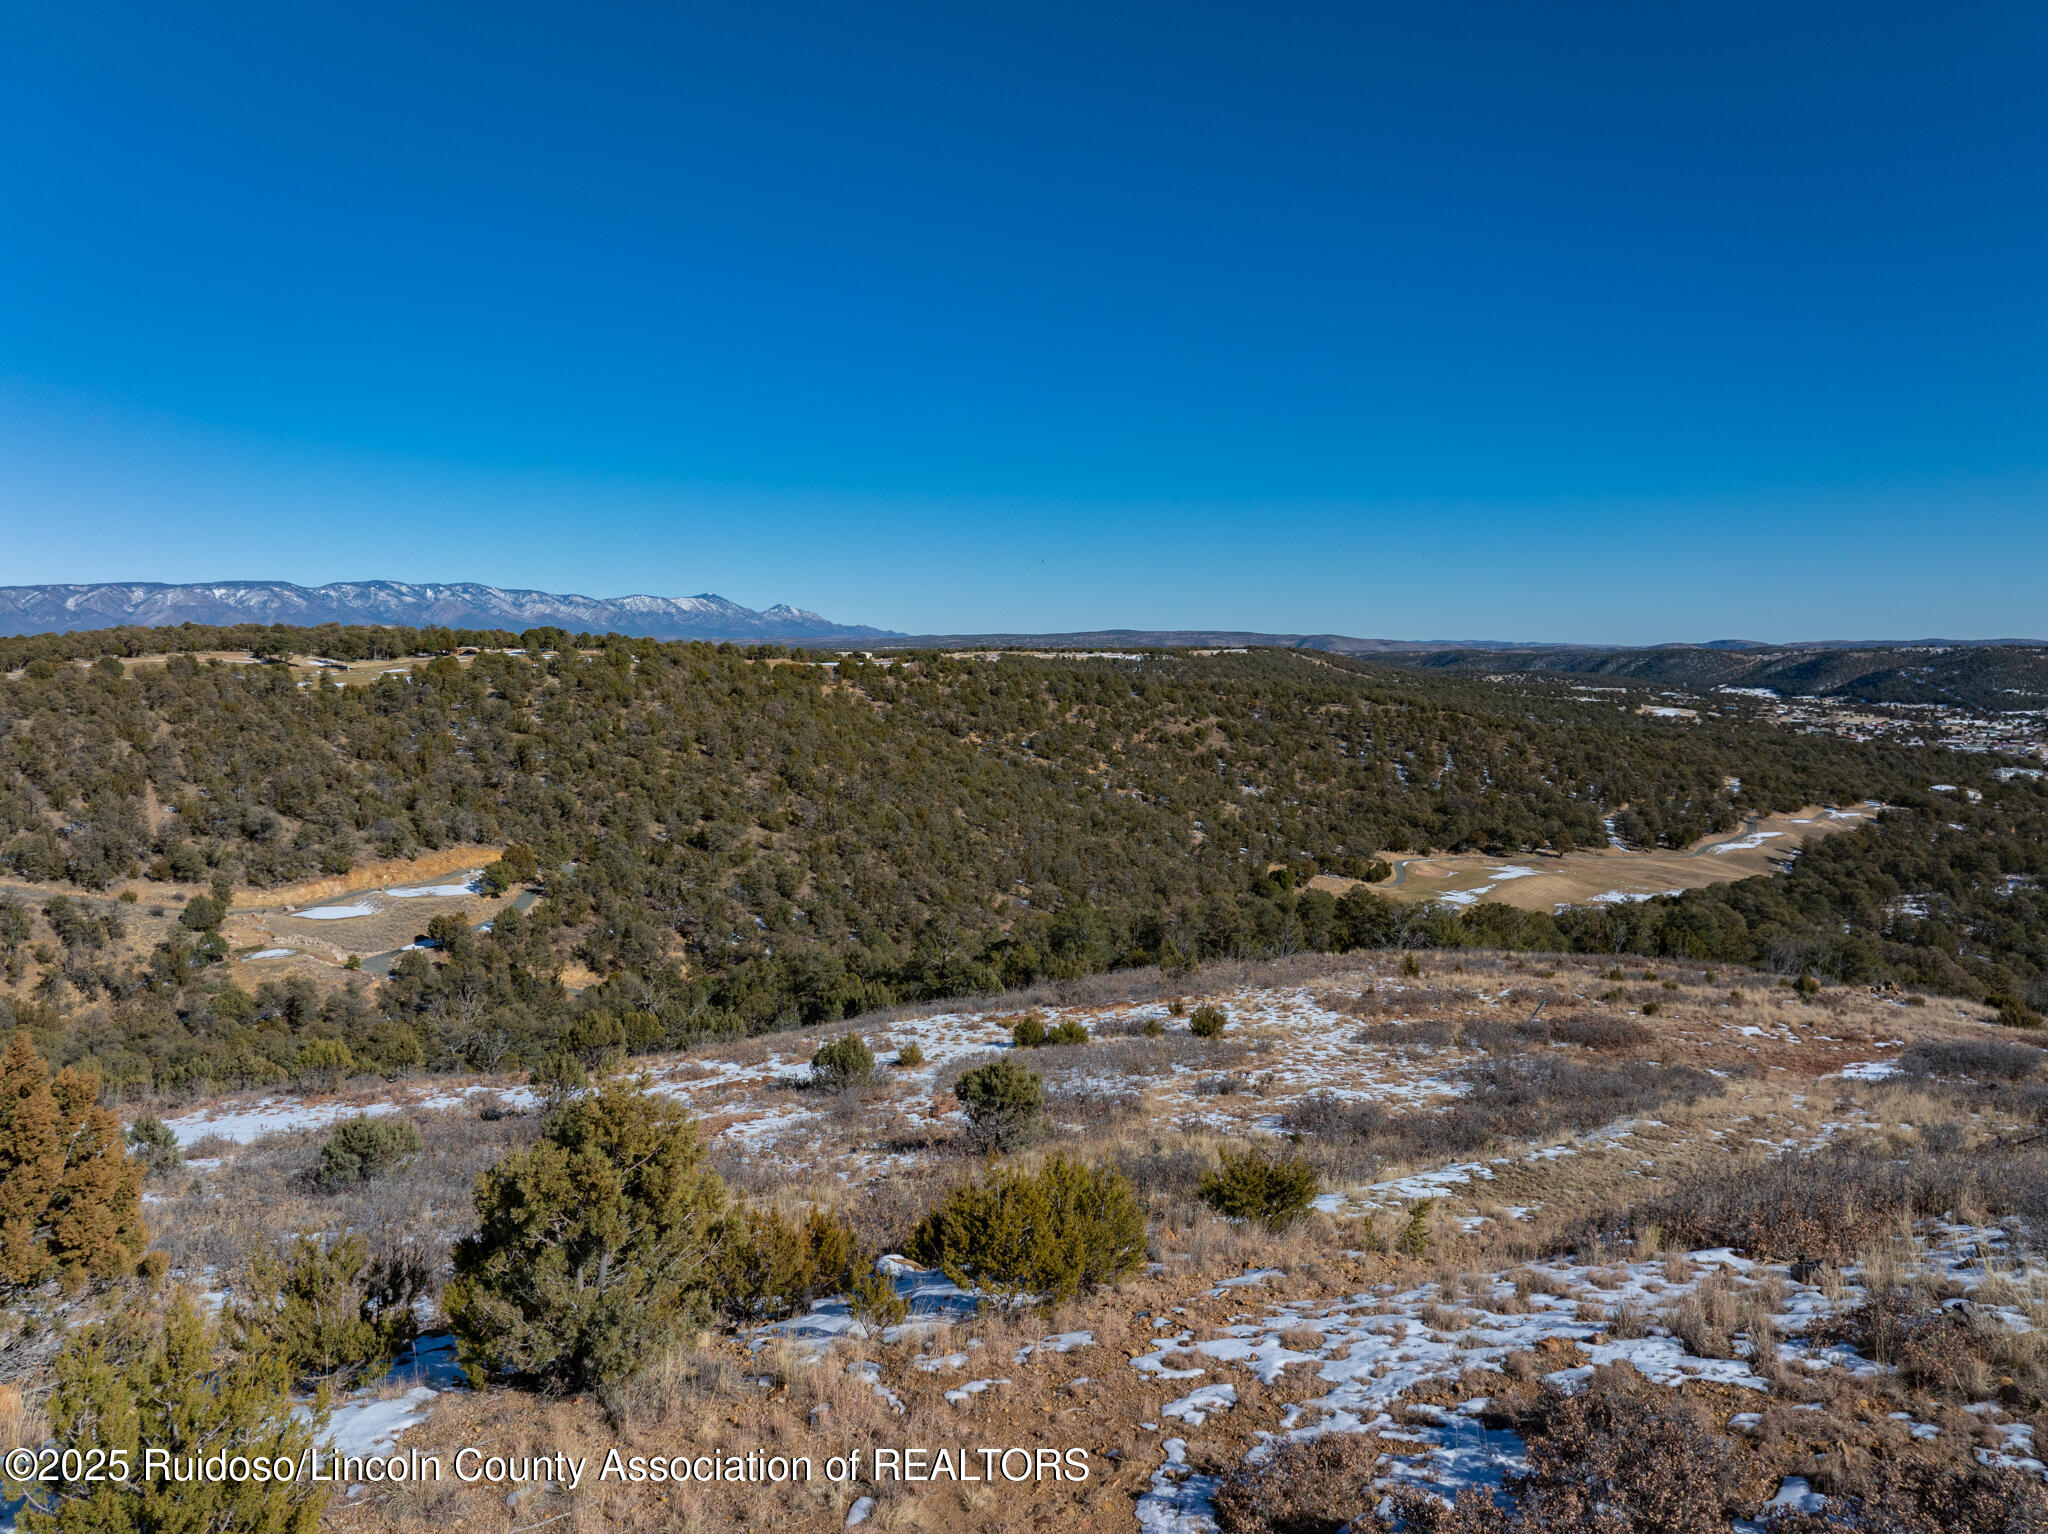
[3,2,2043,641]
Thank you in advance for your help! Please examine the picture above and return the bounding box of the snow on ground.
[1712,832,1785,854]
[246,948,297,959]
[159,1096,403,1148]
[158,1083,538,1146]
[1125,1223,2044,1512]
[1014,1331,1094,1364]
[1136,1438,1223,1534]
[292,903,380,920]
[385,875,482,897]
[319,1386,439,1459]
[754,1255,983,1352]
[1163,1383,1237,1425]
[943,1378,1010,1406]
[126,981,1533,1159]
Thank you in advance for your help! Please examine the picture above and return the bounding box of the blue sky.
[2,1,2043,641]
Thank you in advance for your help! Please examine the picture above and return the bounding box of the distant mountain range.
[876,629,2045,655]
[0,581,901,643]
[0,582,2039,658]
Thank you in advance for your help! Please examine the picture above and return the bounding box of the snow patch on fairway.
[1712,831,1784,854]
[385,875,481,897]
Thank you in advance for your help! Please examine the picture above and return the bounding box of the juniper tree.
[445,1078,731,1391]
[0,1031,146,1288]
[953,1057,1044,1153]
[21,1290,324,1534]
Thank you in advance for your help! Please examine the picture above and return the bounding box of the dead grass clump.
[1817,1287,2041,1406]
[0,1383,46,1454]
[601,1340,744,1428]
[1635,1147,1924,1264]
[1900,1037,2047,1082]
[1286,1056,1719,1169]
[1112,1141,1214,1204]
[1547,1014,1652,1051]
[1610,1298,1652,1339]
[1371,1365,1750,1533]
[1768,1457,2048,1534]
[1214,1432,1380,1534]
[1662,1272,1739,1359]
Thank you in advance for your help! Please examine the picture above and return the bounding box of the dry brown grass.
[9,951,2040,1532]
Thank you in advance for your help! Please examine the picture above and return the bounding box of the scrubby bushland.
[23,1290,325,1534]
[15,626,2040,1103]
[1199,1144,1321,1231]
[1284,1054,1720,1177]
[808,1033,876,1093]
[1373,1365,1752,1534]
[1547,1013,1652,1051]
[1189,1004,1228,1038]
[1626,1148,1920,1264]
[315,1115,423,1186]
[954,1057,1044,1152]
[292,1037,354,1089]
[236,1232,427,1384]
[0,1030,146,1287]
[1606,1143,2048,1265]
[445,1080,732,1391]
[1763,1458,2048,1534]
[906,1154,1147,1302]
[1899,1037,2045,1081]
[1215,1433,1382,1534]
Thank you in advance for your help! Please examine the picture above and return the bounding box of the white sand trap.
[293,903,379,919]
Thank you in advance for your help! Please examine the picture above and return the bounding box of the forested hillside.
[1,630,2042,1095]
[1386,641,2048,710]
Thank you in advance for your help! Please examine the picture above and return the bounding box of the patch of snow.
[943,1378,1009,1406]
[1014,1331,1094,1364]
[1136,1438,1221,1534]
[161,1097,401,1148]
[1712,831,1784,854]
[385,876,481,898]
[756,1256,981,1353]
[1163,1383,1238,1425]
[1764,1476,1827,1514]
[292,903,379,920]
[320,1386,438,1459]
